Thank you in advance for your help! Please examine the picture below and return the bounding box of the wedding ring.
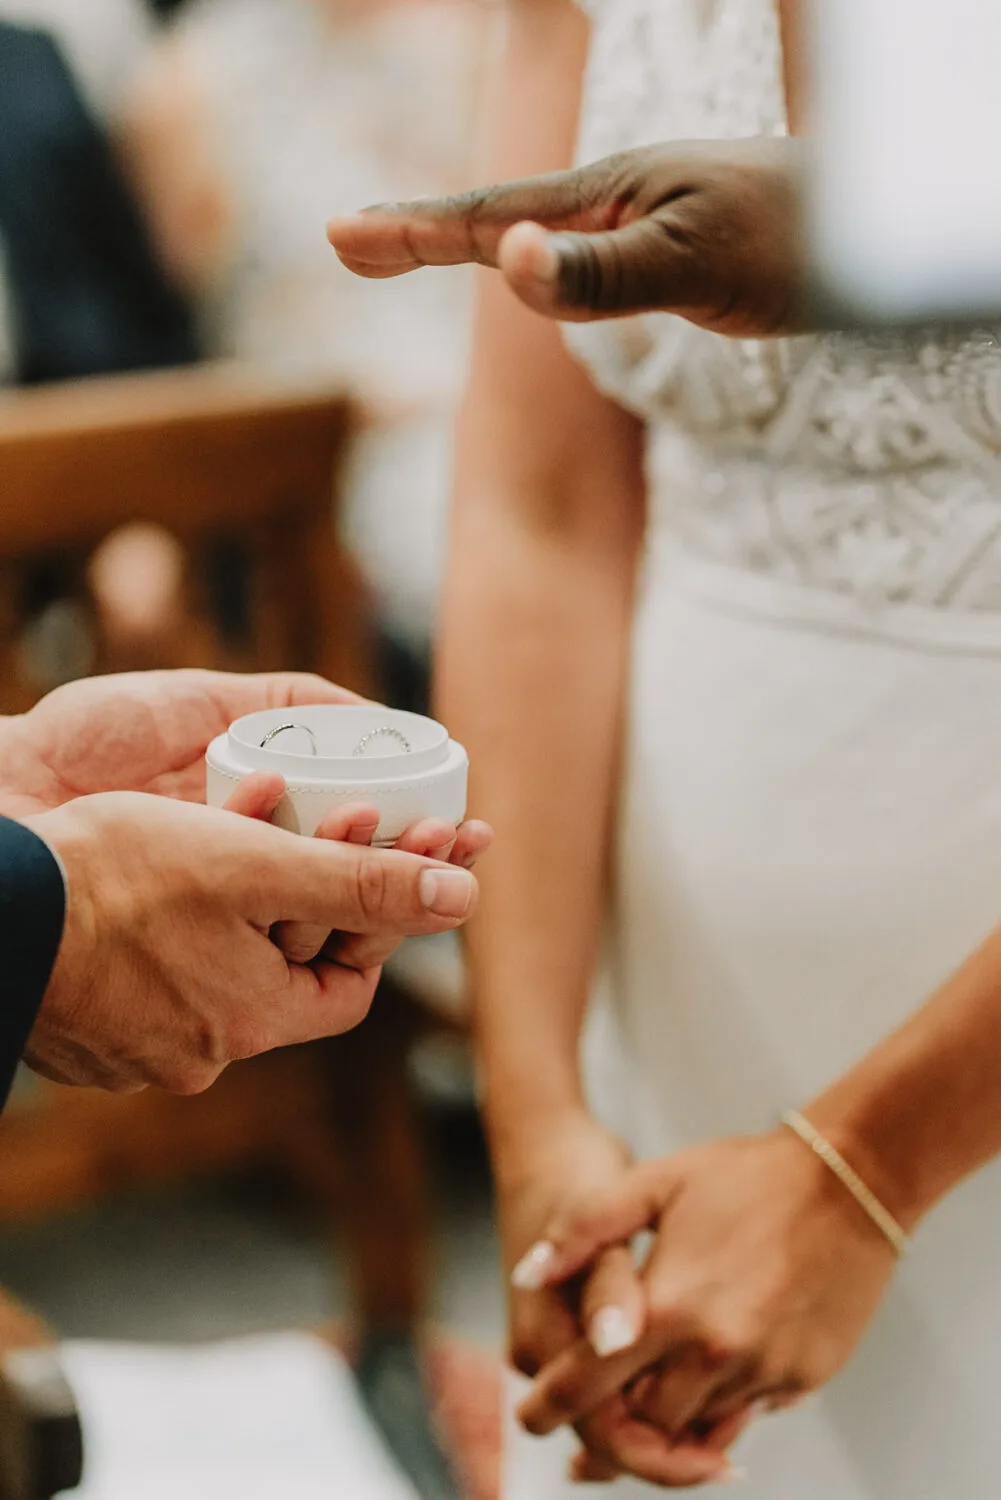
[353,725,413,757]
[259,722,318,754]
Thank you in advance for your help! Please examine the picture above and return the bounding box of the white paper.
[57,1332,420,1500]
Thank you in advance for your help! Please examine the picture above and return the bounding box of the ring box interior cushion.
[206,705,468,843]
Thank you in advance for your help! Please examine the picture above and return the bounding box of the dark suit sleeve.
[0,22,201,385]
[0,817,66,1111]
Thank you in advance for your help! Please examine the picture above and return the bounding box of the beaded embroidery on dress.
[567,0,1001,610]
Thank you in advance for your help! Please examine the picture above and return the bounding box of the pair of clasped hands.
[327,137,899,1490]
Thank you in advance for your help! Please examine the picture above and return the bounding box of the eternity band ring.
[352,725,413,757]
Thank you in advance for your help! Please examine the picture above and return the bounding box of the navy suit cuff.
[0,816,66,1111]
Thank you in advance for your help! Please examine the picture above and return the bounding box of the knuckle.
[328,974,379,1037]
[449,186,487,215]
[797,1340,838,1390]
[574,1420,619,1471]
[225,1017,267,1062]
[283,944,320,966]
[509,1341,541,1380]
[539,1374,584,1421]
[701,1314,758,1370]
[558,1197,603,1245]
[556,1208,588,1246]
[755,1357,792,1399]
[280,929,325,964]
[456,188,498,264]
[605,149,648,203]
[564,164,605,222]
[102,1075,146,1096]
[352,853,391,928]
[161,1061,220,1096]
[343,937,397,973]
[646,1299,686,1342]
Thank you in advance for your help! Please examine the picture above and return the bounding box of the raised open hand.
[328,138,806,335]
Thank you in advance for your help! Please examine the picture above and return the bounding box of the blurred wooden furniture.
[0,1048,348,1223]
[0,362,437,1354]
[0,361,370,704]
[0,1292,81,1500]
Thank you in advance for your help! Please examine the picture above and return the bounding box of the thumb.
[510,1161,675,1290]
[248,827,479,935]
[498,215,704,322]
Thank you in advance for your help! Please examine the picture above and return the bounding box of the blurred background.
[0,2,503,1496]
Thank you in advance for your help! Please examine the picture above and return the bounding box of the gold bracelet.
[780,1109,910,1257]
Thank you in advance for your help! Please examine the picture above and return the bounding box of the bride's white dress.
[504,1,1001,1496]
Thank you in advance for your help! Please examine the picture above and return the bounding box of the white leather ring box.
[206,705,468,843]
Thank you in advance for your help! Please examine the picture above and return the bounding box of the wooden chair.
[0,1294,81,1500]
[0,361,438,1386]
[0,361,369,702]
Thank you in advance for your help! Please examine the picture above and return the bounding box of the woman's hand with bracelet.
[513,1130,902,1486]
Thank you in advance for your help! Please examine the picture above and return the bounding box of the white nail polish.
[589,1305,639,1358]
[511,1240,557,1291]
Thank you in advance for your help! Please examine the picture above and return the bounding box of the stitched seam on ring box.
[209,767,449,797]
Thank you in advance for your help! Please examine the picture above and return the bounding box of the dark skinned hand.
[328,137,807,336]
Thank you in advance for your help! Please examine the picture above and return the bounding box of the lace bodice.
[568,0,1001,610]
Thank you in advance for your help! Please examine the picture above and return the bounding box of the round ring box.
[206,705,468,844]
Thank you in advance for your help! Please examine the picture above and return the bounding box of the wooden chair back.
[0,362,370,702]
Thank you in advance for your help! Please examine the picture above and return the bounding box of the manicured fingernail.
[419,867,474,918]
[717,1466,749,1484]
[511,1240,558,1290]
[589,1305,639,1357]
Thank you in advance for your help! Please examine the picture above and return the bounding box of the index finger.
[326,165,613,279]
[198,669,367,723]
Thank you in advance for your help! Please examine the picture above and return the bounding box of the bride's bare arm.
[804,923,1001,1229]
[436,14,707,1476]
[437,0,645,1167]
